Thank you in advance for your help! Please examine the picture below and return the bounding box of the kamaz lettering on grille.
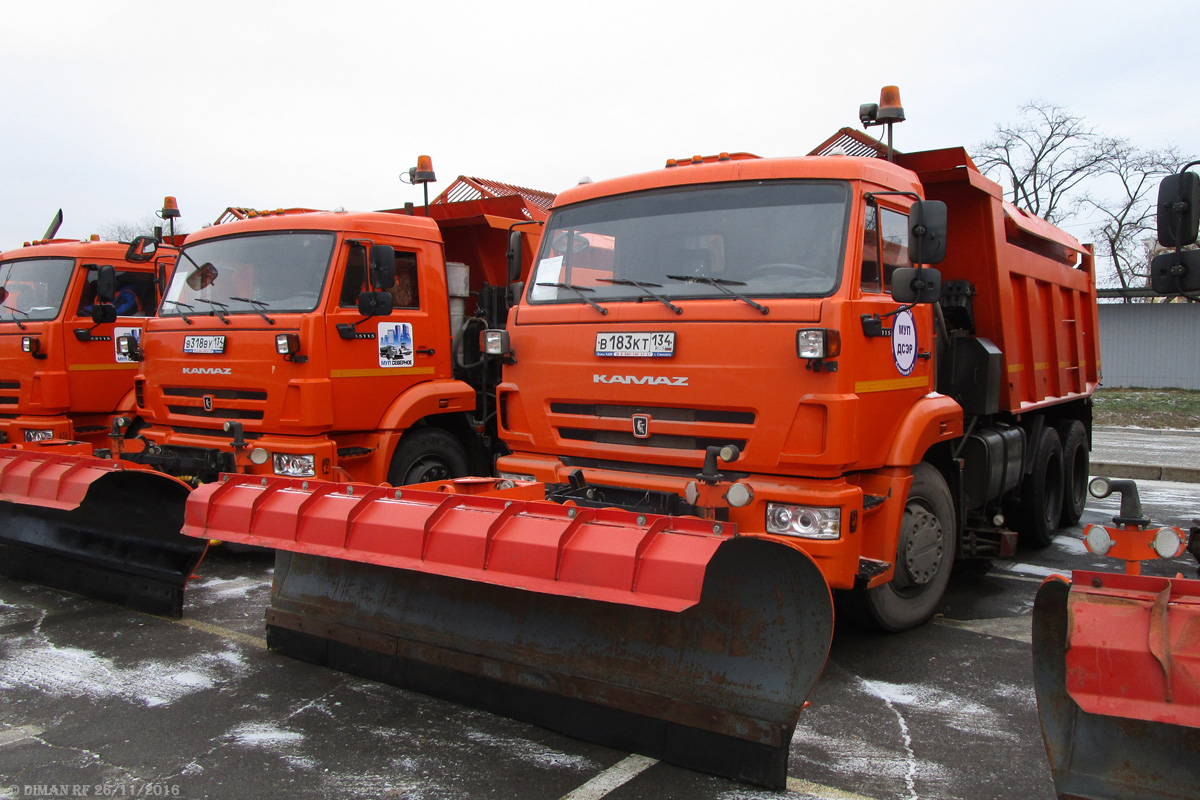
[183,367,233,375]
[593,374,688,386]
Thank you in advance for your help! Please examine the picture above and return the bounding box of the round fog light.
[725,482,753,508]
[249,447,270,466]
[1083,524,1113,556]
[1153,527,1183,559]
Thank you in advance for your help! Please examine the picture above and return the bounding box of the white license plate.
[595,331,675,357]
[183,335,226,354]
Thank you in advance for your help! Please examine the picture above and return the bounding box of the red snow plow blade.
[0,450,205,617]
[184,474,835,787]
[1032,573,1200,800]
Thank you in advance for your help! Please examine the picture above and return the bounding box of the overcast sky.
[2,0,1195,251]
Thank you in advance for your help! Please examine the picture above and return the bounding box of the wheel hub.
[894,505,945,590]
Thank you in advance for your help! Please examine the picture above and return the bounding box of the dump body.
[132,183,548,485]
[0,238,170,449]
[496,138,1098,628]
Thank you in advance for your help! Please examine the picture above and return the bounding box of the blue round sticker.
[892,308,917,376]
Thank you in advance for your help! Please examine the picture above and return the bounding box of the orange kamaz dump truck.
[0,229,174,450]
[491,118,1100,633]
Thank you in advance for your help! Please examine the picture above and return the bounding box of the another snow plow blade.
[184,474,834,787]
[0,449,204,617]
[1032,573,1200,800]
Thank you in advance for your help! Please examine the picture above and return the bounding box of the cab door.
[325,239,449,431]
[62,263,156,414]
[851,199,936,466]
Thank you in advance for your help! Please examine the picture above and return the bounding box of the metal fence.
[1097,302,1200,390]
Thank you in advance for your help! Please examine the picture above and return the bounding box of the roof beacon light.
[412,156,436,185]
[162,196,181,219]
[859,85,905,162]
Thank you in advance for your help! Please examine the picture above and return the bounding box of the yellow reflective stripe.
[67,363,139,371]
[1007,363,1023,373]
[1034,362,1049,370]
[854,375,929,394]
[329,367,436,378]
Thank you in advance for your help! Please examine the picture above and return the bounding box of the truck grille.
[0,380,19,405]
[559,428,747,452]
[550,403,754,424]
[161,386,267,423]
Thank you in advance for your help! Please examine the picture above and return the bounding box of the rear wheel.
[387,428,470,486]
[850,462,956,632]
[1015,426,1064,548]
[1056,420,1088,527]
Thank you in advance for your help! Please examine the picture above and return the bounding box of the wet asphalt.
[0,448,1197,799]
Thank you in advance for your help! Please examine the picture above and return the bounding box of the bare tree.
[1079,140,1188,299]
[974,101,1108,224]
[97,215,188,243]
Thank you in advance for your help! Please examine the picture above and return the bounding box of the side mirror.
[891,266,942,304]
[91,305,118,324]
[507,230,524,283]
[370,245,396,290]
[908,200,947,265]
[1150,249,1200,294]
[358,291,394,317]
[95,264,116,303]
[1157,172,1200,248]
[125,235,158,263]
[185,262,218,291]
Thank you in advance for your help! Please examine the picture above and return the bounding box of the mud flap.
[185,475,834,787]
[1032,575,1200,800]
[0,451,205,617]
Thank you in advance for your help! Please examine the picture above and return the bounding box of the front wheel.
[387,428,470,486]
[848,462,956,632]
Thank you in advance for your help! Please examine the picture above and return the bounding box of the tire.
[849,462,956,633]
[1055,420,1088,527]
[1015,426,1064,548]
[387,428,470,486]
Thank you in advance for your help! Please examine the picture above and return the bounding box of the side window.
[861,205,881,292]
[879,208,911,290]
[390,252,419,309]
[860,205,910,293]
[337,248,419,309]
[77,269,155,316]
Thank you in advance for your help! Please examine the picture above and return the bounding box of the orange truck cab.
[0,237,171,450]
[126,176,549,486]
[493,127,1100,631]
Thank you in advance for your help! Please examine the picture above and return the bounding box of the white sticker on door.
[892,308,917,376]
[378,322,414,368]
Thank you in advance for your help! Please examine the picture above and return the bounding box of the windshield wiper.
[536,282,608,315]
[162,300,195,325]
[230,296,276,325]
[196,298,231,325]
[2,305,28,330]
[596,278,682,315]
[665,275,769,315]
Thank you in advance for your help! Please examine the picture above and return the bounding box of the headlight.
[273,453,316,477]
[796,329,841,359]
[766,503,841,539]
[24,429,54,442]
[481,329,510,356]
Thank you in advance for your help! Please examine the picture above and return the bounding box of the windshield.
[0,257,75,322]
[163,232,335,317]
[528,181,849,304]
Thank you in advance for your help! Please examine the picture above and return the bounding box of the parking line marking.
[786,777,881,799]
[558,754,658,800]
[174,618,268,650]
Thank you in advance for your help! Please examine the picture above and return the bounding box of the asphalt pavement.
[1091,425,1200,483]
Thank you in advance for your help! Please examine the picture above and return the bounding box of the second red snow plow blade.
[184,474,835,788]
[1033,573,1200,800]
[0,449,205,617]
